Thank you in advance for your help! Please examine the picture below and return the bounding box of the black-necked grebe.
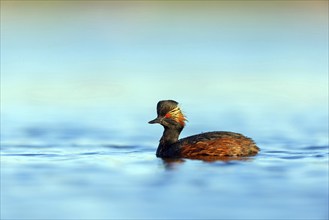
[149,100,259,159]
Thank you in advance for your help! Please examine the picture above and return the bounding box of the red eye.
[165,113,171,118]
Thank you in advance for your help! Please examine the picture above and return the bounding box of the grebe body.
[149,100,259,159]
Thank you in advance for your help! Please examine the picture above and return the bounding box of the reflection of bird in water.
[149,100,260,160]
[161,157,254,170]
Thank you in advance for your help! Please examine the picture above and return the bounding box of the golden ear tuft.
[167,106,187,126]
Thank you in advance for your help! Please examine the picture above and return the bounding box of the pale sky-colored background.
[1,1,328,142]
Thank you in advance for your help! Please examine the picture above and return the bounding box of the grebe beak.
[148,117,161,124]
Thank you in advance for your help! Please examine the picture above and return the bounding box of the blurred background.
[1,1,328,220]
[1,1,328,144]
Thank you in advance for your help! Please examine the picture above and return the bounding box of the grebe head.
[148,100,187,129]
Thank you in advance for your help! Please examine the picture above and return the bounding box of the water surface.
[1,110,328,219]
[1,2,328,219]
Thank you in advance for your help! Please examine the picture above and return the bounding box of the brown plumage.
[149,100,260,159]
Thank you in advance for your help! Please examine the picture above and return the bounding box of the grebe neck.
[156,127,182,156]
[161,127,182,145]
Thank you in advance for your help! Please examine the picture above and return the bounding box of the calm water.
[1,107,328,220]
[1,2,328,219]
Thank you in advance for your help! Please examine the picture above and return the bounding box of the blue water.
[1,107,328,220]
[1,2,328,219]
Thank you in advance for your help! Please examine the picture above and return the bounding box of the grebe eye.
[165,113,171,118]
